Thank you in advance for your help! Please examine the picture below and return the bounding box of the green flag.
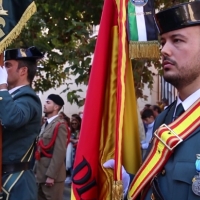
[0,0,36,53]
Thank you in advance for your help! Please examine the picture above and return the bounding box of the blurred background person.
[150,104,162,118]
[140,109,155,159]
[65,114,82,184]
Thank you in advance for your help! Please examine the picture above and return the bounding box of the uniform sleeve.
[0,91,37,130]
[45,123,67,179]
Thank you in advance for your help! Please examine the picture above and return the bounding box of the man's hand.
[103,159,130,195]
[0,66,7,85]
[45,177,55,187]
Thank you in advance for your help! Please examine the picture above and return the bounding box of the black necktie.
[173,103,184,121]
[45,121,48,127]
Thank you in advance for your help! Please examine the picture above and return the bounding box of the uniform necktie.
[173,103,184,121]
[45,121,48,127]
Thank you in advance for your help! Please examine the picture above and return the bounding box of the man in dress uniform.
[0,46,43,200]
[104,1,200,199]
[35,94,67,200]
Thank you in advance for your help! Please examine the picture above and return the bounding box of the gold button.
[0,97,2,100]
[161,169,166,175]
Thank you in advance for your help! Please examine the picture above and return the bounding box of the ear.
[54,104,59,111]
[19,66,28,76]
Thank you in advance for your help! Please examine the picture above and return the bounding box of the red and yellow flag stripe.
[114,0,128,182]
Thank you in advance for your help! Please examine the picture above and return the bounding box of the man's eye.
[174,39,182,43]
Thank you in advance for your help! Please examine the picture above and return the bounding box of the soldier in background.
[35,94,67,200]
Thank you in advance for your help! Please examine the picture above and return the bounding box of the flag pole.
[0,53,4,198]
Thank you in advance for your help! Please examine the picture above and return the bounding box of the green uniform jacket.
[0,85,42,200]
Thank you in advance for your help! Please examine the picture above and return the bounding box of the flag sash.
[128,98,200,199]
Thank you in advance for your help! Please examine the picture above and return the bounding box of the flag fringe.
[112,181,123,200]
[129,41,160,60]
[0,2,37,54]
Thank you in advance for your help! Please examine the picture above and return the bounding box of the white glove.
[103,159,130,195]
[0,66,8,85]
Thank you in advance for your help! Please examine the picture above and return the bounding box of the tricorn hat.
[155,1,200,34]
[4,46,44,61]
[47,94,64,107]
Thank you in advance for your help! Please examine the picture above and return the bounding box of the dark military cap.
[4,46,43,61]
[47,94,64,107]
[155,1,200,34]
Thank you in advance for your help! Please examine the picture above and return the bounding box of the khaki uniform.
[35,116,67,200]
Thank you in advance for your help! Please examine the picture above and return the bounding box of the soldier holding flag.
[0,47,43,200]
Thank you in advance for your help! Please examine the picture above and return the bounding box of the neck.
[8,80,30,90]
[177,79,200,101]
[47,113,58,119]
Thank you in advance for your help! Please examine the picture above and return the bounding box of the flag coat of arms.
[71,0,142,198]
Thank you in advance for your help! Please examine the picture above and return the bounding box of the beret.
[47,94,64,106]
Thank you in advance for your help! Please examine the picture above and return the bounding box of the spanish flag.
[0,0,36,54]
[71,0,141,198]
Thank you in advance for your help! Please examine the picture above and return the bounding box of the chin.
[164,76,181,88]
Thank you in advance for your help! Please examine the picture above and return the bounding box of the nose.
[161,41,172,57]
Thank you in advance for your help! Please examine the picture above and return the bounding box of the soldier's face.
[160,26,200,90]
[43,99,56,114]
[4,60,20,89]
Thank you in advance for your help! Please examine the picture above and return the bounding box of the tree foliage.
[10,0,188,106]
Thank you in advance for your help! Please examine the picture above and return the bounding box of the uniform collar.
[47,115,59,124]
[176,88,200,111]
[9,85,25,94]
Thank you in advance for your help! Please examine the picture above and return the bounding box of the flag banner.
[128,0,159,59]
[71,0,141,199]
[0,0,36,54]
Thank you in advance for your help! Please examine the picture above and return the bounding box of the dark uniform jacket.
[0,85,42,200]
[35,116,67,183]
[143,101,200,200]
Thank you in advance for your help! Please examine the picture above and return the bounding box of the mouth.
[162,60,174,71]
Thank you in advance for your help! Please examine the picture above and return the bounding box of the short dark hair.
[17,59,37,85]
[152,105,162,114]
[141,109,154,119]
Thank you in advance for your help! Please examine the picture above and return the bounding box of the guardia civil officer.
[104,1,200,199]
[0,46,43,200]
[35,94,67,200]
